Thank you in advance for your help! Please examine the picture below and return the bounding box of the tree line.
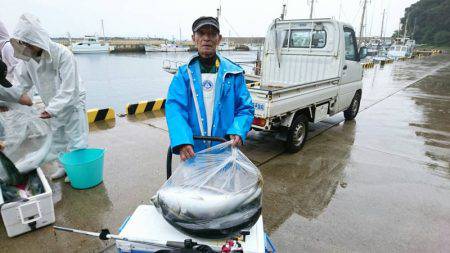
[393,0,450,46]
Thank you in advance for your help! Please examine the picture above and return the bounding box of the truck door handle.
[343,65,348,70]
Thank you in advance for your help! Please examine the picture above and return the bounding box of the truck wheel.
[286,114,309,153]
[344,92,361,121]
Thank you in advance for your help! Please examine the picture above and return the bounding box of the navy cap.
[0,59,12,88]
[192,16,220,33]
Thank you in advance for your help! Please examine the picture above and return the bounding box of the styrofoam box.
[0,167,55,237]
[116,205,265,253]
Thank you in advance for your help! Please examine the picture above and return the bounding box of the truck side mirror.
[359,46,368,60]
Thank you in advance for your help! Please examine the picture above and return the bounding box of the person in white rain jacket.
[10,14,88,180]
[0,20,32,109]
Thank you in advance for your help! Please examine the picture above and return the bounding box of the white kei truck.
[249,18,368,152]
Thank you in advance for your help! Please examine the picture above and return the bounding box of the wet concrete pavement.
[1,55,449,252]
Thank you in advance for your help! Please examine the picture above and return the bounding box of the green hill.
[394,0,450,46]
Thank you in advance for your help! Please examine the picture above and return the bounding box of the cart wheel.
[286,114,309,153]
[344,91,361,121]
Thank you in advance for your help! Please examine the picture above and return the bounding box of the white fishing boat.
[387,44,412,60]
[218,42,235,51]
[71,35,111,54]
[144,45,163,52]
[160,43,189,52]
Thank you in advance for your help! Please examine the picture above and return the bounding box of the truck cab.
[249,18,365,152]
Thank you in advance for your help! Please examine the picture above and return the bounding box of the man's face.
[11,39,43,61]
[192,26,222,58]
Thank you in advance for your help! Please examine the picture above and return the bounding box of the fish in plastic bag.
[0,104,52,174]
[152,141,263,238]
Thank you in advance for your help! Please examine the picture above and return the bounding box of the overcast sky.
[1,0,418,39]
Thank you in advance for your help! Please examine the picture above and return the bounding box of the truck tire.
[344,92,361,121]
[286,114,309,153]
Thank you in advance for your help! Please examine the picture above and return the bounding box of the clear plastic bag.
[152,141,263,239]
[0,104,52,176]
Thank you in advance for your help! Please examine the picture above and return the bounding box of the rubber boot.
[50,164,66,180]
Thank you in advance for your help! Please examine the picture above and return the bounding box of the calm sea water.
[75,51,257,113]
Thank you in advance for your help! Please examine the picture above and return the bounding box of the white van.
[249,18,367,152]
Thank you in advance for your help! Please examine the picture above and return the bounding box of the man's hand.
[40,111,52,119]
[18,94,33,106]
[0,141,5,151]
[230,135,242,147]
[179,145,195,161]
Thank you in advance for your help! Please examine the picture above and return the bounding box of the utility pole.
[309,0,315,19]
[359,0,368,46]
[280,4,287,20]
[380,9,385,39]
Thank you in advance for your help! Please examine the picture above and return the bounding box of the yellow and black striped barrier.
[247,82,261,88]
[126,98,166,115]
[87,108,115,123]
[361,62,375,69]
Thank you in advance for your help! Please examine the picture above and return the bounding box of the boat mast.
[280,4,287,20]
[380,9,385,40]
[403,15,408,44]
[309,0,315,19]
[338,0,342,20]
[101,19,106,42]
[359,0,368,46]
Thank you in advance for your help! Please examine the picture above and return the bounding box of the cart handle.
[166,136,227,179]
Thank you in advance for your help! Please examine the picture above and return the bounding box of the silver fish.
[154,185,261,220]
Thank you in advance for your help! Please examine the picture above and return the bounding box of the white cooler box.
[116,205,269,253]
[0,167,55,237]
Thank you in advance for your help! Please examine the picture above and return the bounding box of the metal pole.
[359,0,368,46]
[309,0,315,19]
[54,225,167,247]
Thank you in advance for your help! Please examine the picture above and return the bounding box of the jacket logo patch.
[202,80,214,91]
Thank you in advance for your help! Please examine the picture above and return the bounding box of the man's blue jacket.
[165,54,254,153]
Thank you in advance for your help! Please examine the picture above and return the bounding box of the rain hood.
[11,14,51,61]
[0,20,9,51]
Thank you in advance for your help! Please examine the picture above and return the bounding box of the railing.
[162,59,184,74]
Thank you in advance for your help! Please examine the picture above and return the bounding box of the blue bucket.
[58,148,105,189]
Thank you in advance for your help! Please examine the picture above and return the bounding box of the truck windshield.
[282,29,327,48]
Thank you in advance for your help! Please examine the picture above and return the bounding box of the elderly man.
[10,14,88,180]
[165,16,254,161]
